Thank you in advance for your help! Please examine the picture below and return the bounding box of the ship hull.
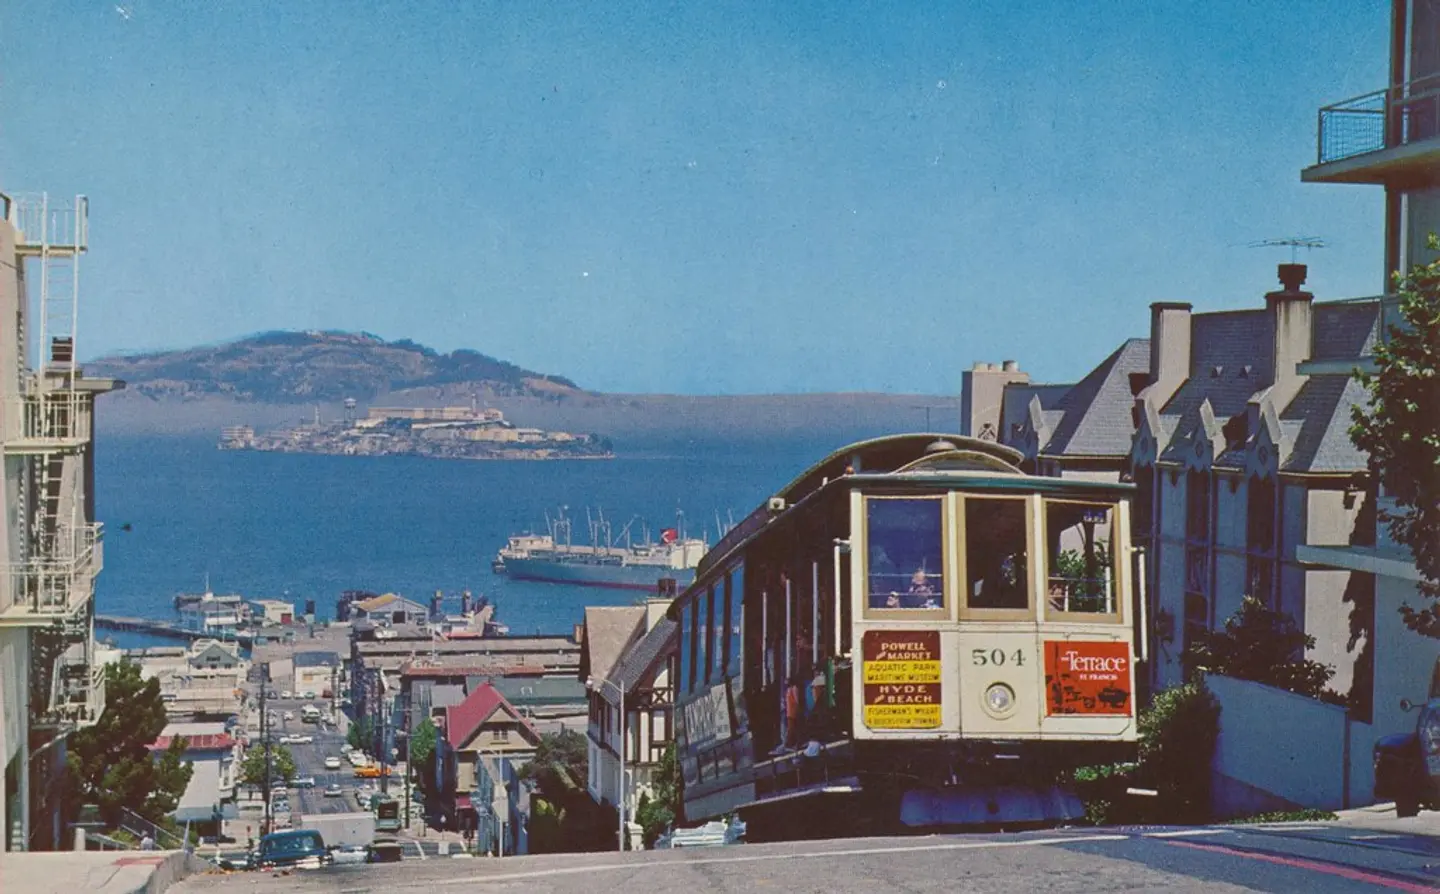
[502,556,696,591]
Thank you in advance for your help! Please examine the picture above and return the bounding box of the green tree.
[1185,597,1335,698]
[1350,235,1440,638]
[518,730,610,852]
[240,743,296,786]
[634,743,680,848]
[65,661,194,827]
[347,716,375,753]
[408,718,437,791]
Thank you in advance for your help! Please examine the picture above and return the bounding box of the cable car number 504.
[972,649,1026,667]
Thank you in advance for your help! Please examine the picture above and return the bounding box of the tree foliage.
[240,743,296,786]
[634,743,680,848]
[65,661,193,827]
[1185,597,1335,698]
[347,716,375,753]
[1137,683,1221,824]
[518,729,612,852]
[408,718,437,790]
[1350,235,1440,638]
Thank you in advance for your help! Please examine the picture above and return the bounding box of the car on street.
[283,711,294,721]
[292,777,316,788]
[250,829,332,870]
[324,756,342,770]
[1375,655,1440,817]
[280,734,315,745]
[324,784,344,797]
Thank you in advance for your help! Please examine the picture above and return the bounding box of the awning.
[455,794,473,811]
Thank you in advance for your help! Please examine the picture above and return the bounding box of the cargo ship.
[493,508,708,591]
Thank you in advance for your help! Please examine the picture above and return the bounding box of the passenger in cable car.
[905,567,939,609]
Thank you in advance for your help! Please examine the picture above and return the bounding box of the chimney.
[1142,302,1192,413]
[960,360,1029,439]
[1265,263,1313,408]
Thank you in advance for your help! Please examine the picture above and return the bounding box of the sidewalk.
[1332,802,1440,839]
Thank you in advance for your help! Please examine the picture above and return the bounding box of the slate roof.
[580,606,646,681]
[1279,375,1372,473]
[1151,297,1380,473]
[1311,301,1381,362]
[605,617,680,705]
[442,682,538,749]
[1042,338,1151,457]
[1157,310,1271,463]
[1001,383,1069,447]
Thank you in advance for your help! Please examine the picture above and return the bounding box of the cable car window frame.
[1042,498,1125,624]
[860,493,951,622]
[957,493,1036,621]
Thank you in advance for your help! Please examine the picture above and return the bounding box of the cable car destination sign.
[862,630,942,729]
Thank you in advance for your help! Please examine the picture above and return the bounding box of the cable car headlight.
[984,683,1016,717]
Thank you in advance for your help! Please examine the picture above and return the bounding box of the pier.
[96,615,257,647]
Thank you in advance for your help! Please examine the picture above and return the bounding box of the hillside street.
[169,817,1440,894]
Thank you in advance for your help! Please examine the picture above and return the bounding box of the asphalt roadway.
[174,820,1440,893]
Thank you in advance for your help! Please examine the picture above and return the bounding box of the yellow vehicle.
[353,764,390,779]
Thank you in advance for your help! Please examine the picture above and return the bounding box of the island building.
[0,192,120,851]
[249,598,295,626]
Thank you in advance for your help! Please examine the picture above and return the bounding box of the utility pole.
[259,663,272,836]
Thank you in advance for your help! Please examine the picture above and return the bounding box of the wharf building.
[0,193,119,851]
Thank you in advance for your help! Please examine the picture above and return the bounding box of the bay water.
[93,434,843,639]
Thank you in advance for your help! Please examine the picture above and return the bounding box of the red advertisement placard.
[1043,640,1132,716]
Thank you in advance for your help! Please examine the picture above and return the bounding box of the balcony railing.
[6,193,89,254]
[1,523,103,621]
[1317,73,1440,165]
[2,392,93,450]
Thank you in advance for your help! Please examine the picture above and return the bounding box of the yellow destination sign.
[864,704,941,729]
[863,660,941,684]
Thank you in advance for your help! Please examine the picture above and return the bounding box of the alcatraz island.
[219,403,615,461]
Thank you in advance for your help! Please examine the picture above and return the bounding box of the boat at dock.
[493,508,709,591]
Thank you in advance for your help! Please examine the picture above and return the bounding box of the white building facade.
[0,193,116,851]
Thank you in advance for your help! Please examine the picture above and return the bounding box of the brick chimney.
[1265,263,1313,409]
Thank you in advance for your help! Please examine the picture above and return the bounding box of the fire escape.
[0,193,106,731]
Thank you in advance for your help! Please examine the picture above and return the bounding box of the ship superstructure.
[494,508,708,591]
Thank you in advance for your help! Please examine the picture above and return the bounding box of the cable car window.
[726,567,743,678]
[965,498,1029,610]
[1045,502,1116,614]
[865,497,943,609]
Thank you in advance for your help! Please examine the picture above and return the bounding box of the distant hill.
[87,330,962,444]
[86,330,582,404]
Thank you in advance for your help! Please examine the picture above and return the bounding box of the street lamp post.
[589,676,627,852]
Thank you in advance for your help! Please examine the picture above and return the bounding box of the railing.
[4,523,103,617]
[6,193,89,253]
[2,392,93,448]
[39,654,106,726]
[1317,72,1440,164]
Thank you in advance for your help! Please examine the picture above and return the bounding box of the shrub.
[1139,682,1221,824]
[1186,597,1335,698]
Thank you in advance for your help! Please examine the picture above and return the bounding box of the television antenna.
[1247,237,1327,263]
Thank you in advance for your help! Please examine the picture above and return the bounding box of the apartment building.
[0,193,118,851]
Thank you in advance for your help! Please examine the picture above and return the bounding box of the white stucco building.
[0,192,117,851]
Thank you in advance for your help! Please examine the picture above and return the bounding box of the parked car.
[248,829,333,870]
[324,756,342,770]
[293,777,316,788]
[282,691,294,699]
[1375,657,1440,817]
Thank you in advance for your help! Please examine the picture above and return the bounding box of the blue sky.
[0,1,1391,395]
